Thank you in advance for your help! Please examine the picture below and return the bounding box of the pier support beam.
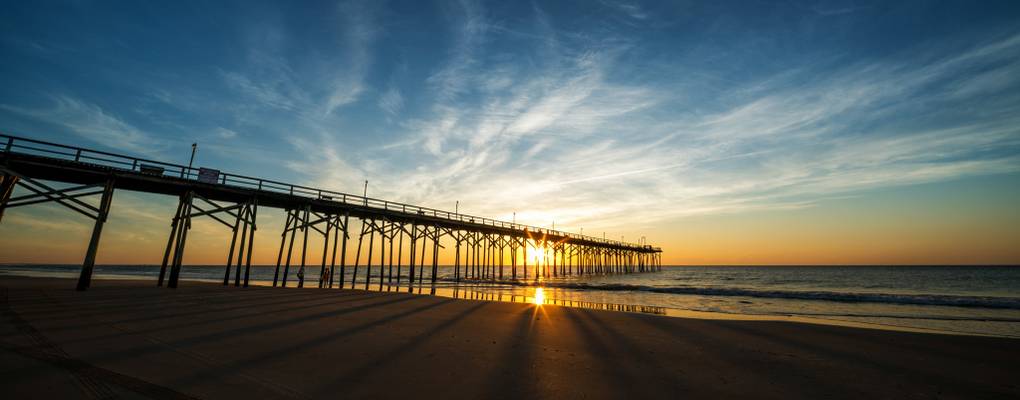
[407,223,417,292]
[223,199,257,287]
[165,192,194,288]
[417,225,427,288]
[0,174,18,223]
[271,205,339,288]
[273,208,296,287]
[295,206,311,288]
[498,236,505,281]
[510,236,517,280]
[454,231,463,282]
[351,218,368,289]
[364,219,375,291]
[317,213,336,288]
[333,213,350,289]
[159,193,188,287]
[77,179,115,291]
[395,222,405,288]
[430,226,440,294]
[386,221,396,289]
[0,168,124,290]
[163,192,252,289]
[522,237,528,280]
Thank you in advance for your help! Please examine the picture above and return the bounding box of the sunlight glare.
[533,287,545,305]
[528,243,551,265]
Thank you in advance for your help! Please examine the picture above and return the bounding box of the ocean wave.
[444,279,1020,309]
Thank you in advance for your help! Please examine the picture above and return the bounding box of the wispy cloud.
[322,0,378,116]
[378,85,404,116]
[600,1,649,20]
[426,0,489,101]
[0,95,162,154]
[195,0,385,180]
[5,1,1018,263]
[296,3,669,227]
[217,0,379,119]
[214,127,238,139]
[298,29,1020,235]
[220,69,305,112]
[284,131,366,193]
[569,32,1020,227]
[18,1,1010,239]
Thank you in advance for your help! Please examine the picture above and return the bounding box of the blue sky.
[2,1,1020,263]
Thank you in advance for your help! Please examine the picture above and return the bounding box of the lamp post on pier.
[187,143,197,176]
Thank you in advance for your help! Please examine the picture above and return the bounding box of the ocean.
[2,264,1018,337]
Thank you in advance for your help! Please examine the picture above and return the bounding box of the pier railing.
[1,133,660,252]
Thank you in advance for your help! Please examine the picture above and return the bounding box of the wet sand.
[1,277,1018,399]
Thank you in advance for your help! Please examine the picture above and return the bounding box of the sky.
[1,0,1019,265]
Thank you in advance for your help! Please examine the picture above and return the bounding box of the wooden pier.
[0,133,662,292]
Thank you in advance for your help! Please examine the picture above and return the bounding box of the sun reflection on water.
[533,287,545,305]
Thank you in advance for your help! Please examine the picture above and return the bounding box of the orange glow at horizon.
[2,175,1020,266]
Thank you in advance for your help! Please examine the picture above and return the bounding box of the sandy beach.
[1,277,1018,399]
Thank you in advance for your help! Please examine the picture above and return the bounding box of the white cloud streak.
[285,11,1020,237]
[378,86,404,116]
[218,0,378,119]
[0,95,162,154]
[2,2,1016,257]
[323,0,378,116]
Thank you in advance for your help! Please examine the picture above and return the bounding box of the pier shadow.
[166,296,459,390]
[4,284,308,321]
[709,319,1018,398]
[480,306,540,399]
[58,291,420,368]
[54,290,383,346]
[0,286,199,399]
[557,308,657,399]
[622,313,823,398]
[3,285,410,391]
[571,308,684,397]
[36,288,371,336]
[311,300,490,398]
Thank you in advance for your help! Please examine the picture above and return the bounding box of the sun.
[526,243,548,265]
[532,287,545,305]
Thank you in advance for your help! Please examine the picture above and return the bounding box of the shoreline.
[1,271,1015,339]
[2,276,1019,399]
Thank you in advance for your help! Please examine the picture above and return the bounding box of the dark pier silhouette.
[0,133,662,292]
